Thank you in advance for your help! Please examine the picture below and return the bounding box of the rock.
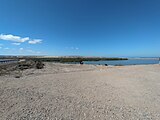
[35,61,44,69]
[15,75,21,78]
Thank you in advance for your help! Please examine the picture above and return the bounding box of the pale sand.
[0,63,160,120]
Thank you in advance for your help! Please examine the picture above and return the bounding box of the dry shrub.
[35,61,44,69]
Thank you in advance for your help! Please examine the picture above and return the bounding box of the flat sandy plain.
[0,63,160,120]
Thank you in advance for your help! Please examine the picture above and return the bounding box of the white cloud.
[12,43,21,46]
[26,49,41,54]
[17,48,42,55]
[27,49,34,53]
[0,46,2,49]
[0,34,43,45]
[75,47,79,50]
[28,39,42,44]
[0,44,3,46]
[4,47,9,50]
[36,51,41,54]
[66,47,79,50]
[0,34,29,43]
[19,48,24,51]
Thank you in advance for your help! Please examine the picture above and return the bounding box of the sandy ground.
[0,63,160,120]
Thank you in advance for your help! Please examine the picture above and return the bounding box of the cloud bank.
[0,34,42,44]
[0,34,44,55]
[0,34,29,43]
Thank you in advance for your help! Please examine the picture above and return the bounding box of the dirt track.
[0,63,160,120]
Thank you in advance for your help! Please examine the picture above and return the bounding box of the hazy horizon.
[0,55,159,59]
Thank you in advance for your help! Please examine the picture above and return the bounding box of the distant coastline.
[0,55,128,63]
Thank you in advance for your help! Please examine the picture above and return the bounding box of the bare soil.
[0,63,160,120]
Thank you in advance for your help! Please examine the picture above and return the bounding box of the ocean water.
[0,59,18,64]
[83,59,159,66]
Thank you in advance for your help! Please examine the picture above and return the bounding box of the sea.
[0,58,159,66]
[83,58,159,66]
[0,59,18,64]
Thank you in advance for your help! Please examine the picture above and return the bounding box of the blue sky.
[0,0,160,57]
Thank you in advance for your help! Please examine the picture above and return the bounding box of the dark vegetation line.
[0,56,128,63]
[28,57,128,63]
